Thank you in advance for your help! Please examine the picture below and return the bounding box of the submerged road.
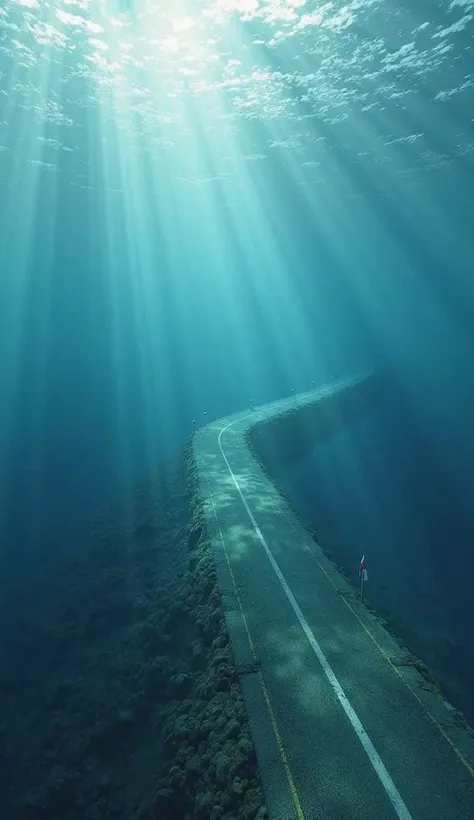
[194,376,474,820]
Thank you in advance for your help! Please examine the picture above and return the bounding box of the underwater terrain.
[2,386,473,819]
[0,0,473,816]
[0,441,267,820]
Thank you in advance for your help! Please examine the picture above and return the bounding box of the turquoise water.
[278,389,474,727]
[0,2,473,815]
[1,0,473,561]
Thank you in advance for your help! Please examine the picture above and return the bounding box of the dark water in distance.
[0,4,474,810]
[277,380,474,726]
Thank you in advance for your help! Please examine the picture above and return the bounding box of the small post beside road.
[359,555,368,602]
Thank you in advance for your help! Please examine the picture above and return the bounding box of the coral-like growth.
[0,440,268,820]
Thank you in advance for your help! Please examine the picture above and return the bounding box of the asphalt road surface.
[194,378,474,820]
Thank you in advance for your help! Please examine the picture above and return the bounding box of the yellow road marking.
[274,493,474,780]
[200,437,305,820]
[197,385,474,820]
[220,395,474,781]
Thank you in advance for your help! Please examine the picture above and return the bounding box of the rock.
[232,777,244,796]
[216,675,231,692]
[169,766,184,789]
[184,756,201,786]
[239,737,256,764]
[225,719,240,740]
[194,790,215,819]
[192,640,204,663]
[215,753,230,787]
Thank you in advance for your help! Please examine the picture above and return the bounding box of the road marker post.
[359,555,368,602]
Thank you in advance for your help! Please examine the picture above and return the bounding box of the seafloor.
[4,405,470,820]
[0,439,268,820]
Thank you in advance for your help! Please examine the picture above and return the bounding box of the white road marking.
[215,385,414,820]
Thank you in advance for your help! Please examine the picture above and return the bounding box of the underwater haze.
[1,0,474,562]
[1,0,474,816]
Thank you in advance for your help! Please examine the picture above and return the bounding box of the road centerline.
[217,415,414,820]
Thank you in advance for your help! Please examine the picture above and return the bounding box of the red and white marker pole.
[359,555,368,601]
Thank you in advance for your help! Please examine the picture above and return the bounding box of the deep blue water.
[279,378,474,723]
[0,0,473,750]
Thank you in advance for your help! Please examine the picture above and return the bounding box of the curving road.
[194,376,474,820]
